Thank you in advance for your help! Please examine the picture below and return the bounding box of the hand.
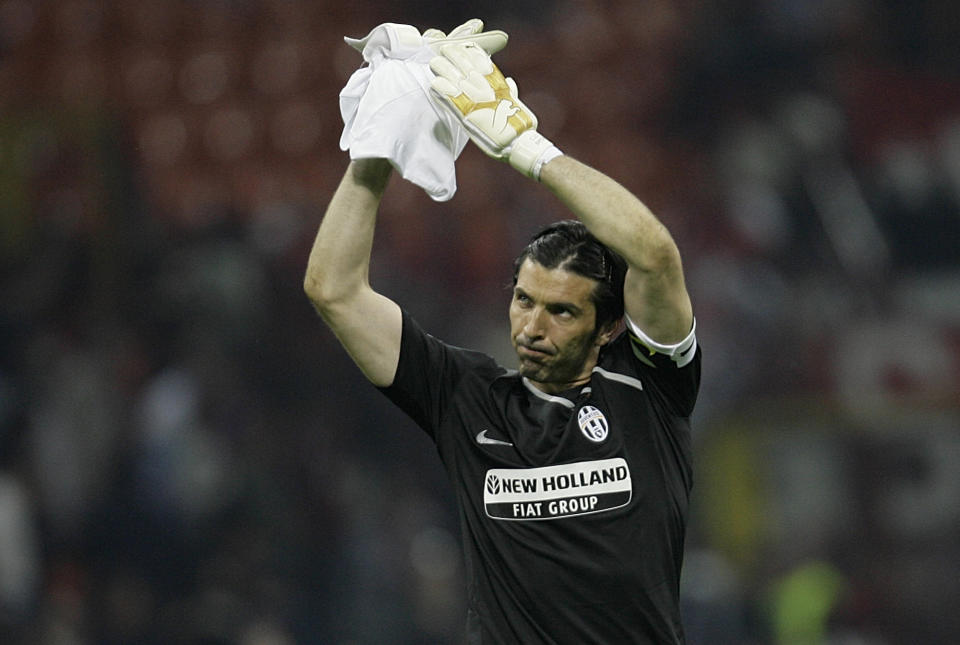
[345,19,507,59]
[423,18,508,56]
[429,42,562,179]
[340,20,506,201]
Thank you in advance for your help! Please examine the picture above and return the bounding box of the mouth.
[517,344,552,361]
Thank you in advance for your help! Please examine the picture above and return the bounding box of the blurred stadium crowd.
[1,0,959,643]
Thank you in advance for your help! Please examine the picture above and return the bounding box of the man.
[305,32,699,644]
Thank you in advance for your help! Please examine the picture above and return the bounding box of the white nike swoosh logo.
[476,429,513,447]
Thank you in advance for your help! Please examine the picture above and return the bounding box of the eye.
[514,291,532,306]
[548,305,575,319]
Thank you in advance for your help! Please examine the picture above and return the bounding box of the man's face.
[509,259,610,394]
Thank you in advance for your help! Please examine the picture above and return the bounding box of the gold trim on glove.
[448,67,536,135]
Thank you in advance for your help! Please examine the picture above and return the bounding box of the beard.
[515,329,600,389]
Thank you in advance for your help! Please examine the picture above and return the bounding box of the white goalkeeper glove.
[345,18,507,59]
[422,18,508,55]
[429,41,563,180]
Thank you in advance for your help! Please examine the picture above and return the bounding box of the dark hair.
[512,220,627,331]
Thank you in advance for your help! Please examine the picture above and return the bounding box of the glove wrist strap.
[509,131,563,180]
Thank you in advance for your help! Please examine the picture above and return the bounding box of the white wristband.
[531,145,564,180]
[509,130,564,180]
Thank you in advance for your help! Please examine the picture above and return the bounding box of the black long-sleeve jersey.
[380,309,700,644]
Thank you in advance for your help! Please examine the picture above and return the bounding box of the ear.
[595,318,622,347]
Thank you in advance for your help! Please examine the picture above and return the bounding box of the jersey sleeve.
[377,309,494,439]
[622,314,701,417]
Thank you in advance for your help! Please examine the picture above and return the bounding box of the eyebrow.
[514,286,585,316]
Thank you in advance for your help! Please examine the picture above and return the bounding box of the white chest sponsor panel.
[483,458,632,521]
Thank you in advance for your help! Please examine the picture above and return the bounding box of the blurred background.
[1,0,958,643]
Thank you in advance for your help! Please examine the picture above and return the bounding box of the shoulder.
[620,314,698,370]
[598,316,701,416]
[380,311,507,436]
[396,310,504,381]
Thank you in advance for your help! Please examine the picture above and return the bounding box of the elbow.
[303,270,337,313]
[303,268,360,316]
[631,227,682,276]
[303,273,319,306]
[651,238,683,273]
[303,273,324,313]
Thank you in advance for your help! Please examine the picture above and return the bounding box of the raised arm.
[429,41,692,345]
[303,159,402,386]
[539,156,693,345]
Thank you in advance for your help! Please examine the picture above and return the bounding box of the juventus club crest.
[577,405,609,442]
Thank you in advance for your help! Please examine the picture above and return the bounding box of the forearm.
[304,159,393,308]
[429,38,692,342]
[539,155,680,274]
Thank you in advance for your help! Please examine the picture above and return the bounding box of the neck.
[525,373,591,395]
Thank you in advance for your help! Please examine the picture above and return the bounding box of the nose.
[521,306,547,340]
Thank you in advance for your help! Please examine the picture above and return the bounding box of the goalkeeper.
[306,19,700,645]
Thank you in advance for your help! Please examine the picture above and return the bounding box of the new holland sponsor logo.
[483,458,632,521]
